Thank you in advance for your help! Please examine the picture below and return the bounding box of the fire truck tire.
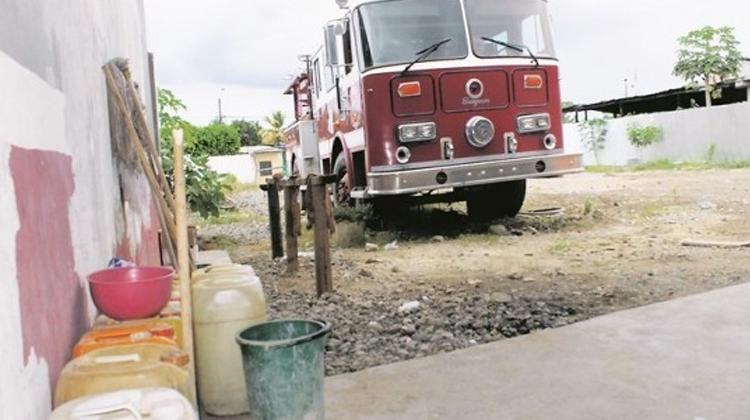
[466,180,527,221]
[333,154,352,207]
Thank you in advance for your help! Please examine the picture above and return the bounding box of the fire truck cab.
[284,0,583,220]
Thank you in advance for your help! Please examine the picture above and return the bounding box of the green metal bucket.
[236,319,331,420]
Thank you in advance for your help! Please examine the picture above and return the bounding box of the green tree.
[673,26,743,107]
[157,88,226,218]
[231,119,263,146]
[157,88,196,146]
[261,111,287,146]
[578,118,608,165]
[192,123,241,156]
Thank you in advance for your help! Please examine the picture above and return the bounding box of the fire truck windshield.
[466,0,556,60]
[357,0,468,70]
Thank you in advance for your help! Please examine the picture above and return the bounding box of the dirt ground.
[204,169,750,375]
[232,169,749,312]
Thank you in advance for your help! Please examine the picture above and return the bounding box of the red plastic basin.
[88,267,174,321]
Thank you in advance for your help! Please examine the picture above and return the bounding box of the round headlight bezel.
[465,116,495,148]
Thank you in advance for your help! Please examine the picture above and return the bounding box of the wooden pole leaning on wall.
[121,67,177,214]
[172,128,198,406]
[307,175,336,296]
[103,64,180,269]
[283,178,302,273]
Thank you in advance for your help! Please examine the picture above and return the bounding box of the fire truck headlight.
[543,134,558,150]
[517,113,551,134]
[398,122,437,143]
[396,146,411,164]
[465,116,495,148]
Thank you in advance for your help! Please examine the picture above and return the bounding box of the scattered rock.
[508,273,524,281]
[488,292,513,303]
[401,324,417,335]
[391,266,401,273]
[698,201,717,210]
[467,279,482,287]
[359,269,374,278]
[489,224,510,236]
[398,301,421,313]
[431,235,446,243]
[268,288,579,376]
[365,243,379,252]
[384,240,400,251]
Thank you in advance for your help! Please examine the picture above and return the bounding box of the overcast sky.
[145,0,750,125]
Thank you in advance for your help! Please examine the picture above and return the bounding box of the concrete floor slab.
[325,283,750,420]
[196,249,233,267]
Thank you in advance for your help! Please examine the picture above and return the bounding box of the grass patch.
[200,211,265,226]
[550,238,578,254]
[586,159,750,173]
[639,203,669,219]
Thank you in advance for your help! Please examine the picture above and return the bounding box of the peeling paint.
[10,146,88,392]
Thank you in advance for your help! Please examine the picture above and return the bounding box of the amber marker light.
[398,81,422,98]
[524,74,544,89]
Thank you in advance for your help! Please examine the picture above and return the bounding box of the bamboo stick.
[173,128,198,406]
[103,64,180,270]
[122,72,177,214]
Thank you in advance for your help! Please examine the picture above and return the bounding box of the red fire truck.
[284,0,583,220]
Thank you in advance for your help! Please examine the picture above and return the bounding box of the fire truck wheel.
[466,180,527,221]
[333,154,352,207]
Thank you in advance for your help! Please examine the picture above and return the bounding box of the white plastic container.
[49,388,197,420]
[193,273,267,416]
[192,264,256,284]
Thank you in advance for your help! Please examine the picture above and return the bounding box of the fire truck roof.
[339,0,383,9]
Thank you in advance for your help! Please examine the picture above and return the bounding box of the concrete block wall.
[0,1,159,417]
[208,154,259,184]
[564,101,750,166]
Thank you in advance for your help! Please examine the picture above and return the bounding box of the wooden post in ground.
[172,129,198,405]
[283,179,301,273]
[265,179,284,259]
[308,175,336,296]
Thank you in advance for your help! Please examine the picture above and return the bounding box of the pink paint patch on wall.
[10,146,88,392]
[113,191,162,266]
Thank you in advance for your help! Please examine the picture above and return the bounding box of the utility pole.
[217,88,225,124]
[624,78,629,97]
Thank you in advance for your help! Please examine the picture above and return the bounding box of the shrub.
[627,123,663,149]
[190,123,241,156]
[578,118,609,165]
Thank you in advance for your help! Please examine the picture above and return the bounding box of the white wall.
[0,1,154,418]
[565,101,750,166]
[208,154,258,184]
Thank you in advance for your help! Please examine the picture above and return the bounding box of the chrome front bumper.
[365,152,583,196]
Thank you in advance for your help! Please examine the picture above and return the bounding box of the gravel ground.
[198,188,271,245]
[268,287,580,376]
[208,170,750,377]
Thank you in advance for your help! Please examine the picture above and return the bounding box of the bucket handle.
[73,402,142,420]
[236,319,332,350]
[276,319,331,349]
